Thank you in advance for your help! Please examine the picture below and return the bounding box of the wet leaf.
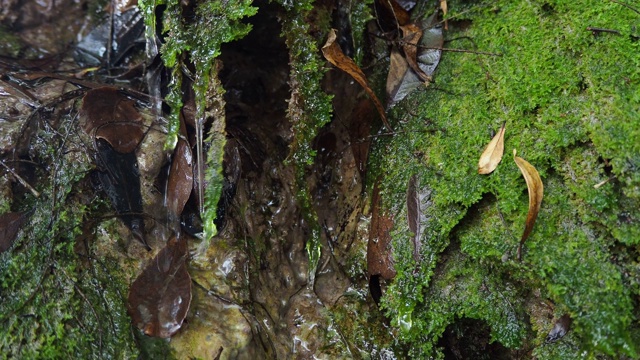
[513,149,544,260]
[94,139,149,250]
[546,314,572,343]
[128,237,192,338]
[322,29,392,132]
[167,116,194,220]
[368,180,396,281]
[478,123,506,174]
[80,86,144,154]
[400,24,431,83]
[0,212,25,253]
[386,13,443,108]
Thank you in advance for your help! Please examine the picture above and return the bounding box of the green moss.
[371,0,640,357]
[0,121,141,358]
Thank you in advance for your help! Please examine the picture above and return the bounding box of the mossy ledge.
[371,0,640,358]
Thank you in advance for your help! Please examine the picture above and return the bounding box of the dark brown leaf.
[80,86,144,153]
[368,180,396,280]
[377,0,411,26]
[0,212,25,253]
[513,149,544,260]
[128,237,192,338]
[322,29,392,132]
[166,117,194,220]
[406,174,421,262]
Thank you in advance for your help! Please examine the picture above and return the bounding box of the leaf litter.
[513,149,544,260]
[478,123,506,174]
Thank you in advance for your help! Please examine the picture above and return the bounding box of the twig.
[0,160,40,197]
[586,27,621,35]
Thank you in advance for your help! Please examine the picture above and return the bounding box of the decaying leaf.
[128,236,192,338]
[406,174,421,261]
[400,24,431,83]
[80,86,144,153]
[513,149,544,260]
[322,29,392,131]
[81,86,149,249]
[94,139,149,250]
[368,180,396,281]
[386,13,443,108]
[166,116,193,221]
[0,212,25,254]
[368,179,396,304]
[478,123,506,174]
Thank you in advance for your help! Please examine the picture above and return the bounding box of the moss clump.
[371,0,640,357]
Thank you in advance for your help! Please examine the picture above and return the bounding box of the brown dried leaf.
[0,212,25,253]
[478,123,506,174]
[440,0,449,30]
[80,86,144,153]
[322,29,392,132]
[513,149,544,260]
[400,24,431,83]
[546,314,572,343]
[386,13,443,109]
[128,237,192,338]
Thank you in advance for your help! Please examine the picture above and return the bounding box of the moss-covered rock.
[371,0,640,358]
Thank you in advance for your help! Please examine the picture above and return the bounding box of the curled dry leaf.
[478,123,506,174]
[322,29,392,132]
[400,24,431,83]
[386,13,443,108]
[513,149,544,260]
[128,236,192,338]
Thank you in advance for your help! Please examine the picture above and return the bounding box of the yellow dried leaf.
[478,123,506,174]
[322,29,392,131]
[513,149,544,260]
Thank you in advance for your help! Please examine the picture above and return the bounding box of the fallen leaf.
[513,149,544,260]
[368,180,396,281]
[80,86,144,153]
[166,116,193,220]
[94,139,149,250]
[440,0,448,30]
[400,24,431,83]
[478,123,506,174]
[0,212,25,253]
[406,174,421,261]
[386,13,443,108]
[322,29,392,132]
[128,236,192,338]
